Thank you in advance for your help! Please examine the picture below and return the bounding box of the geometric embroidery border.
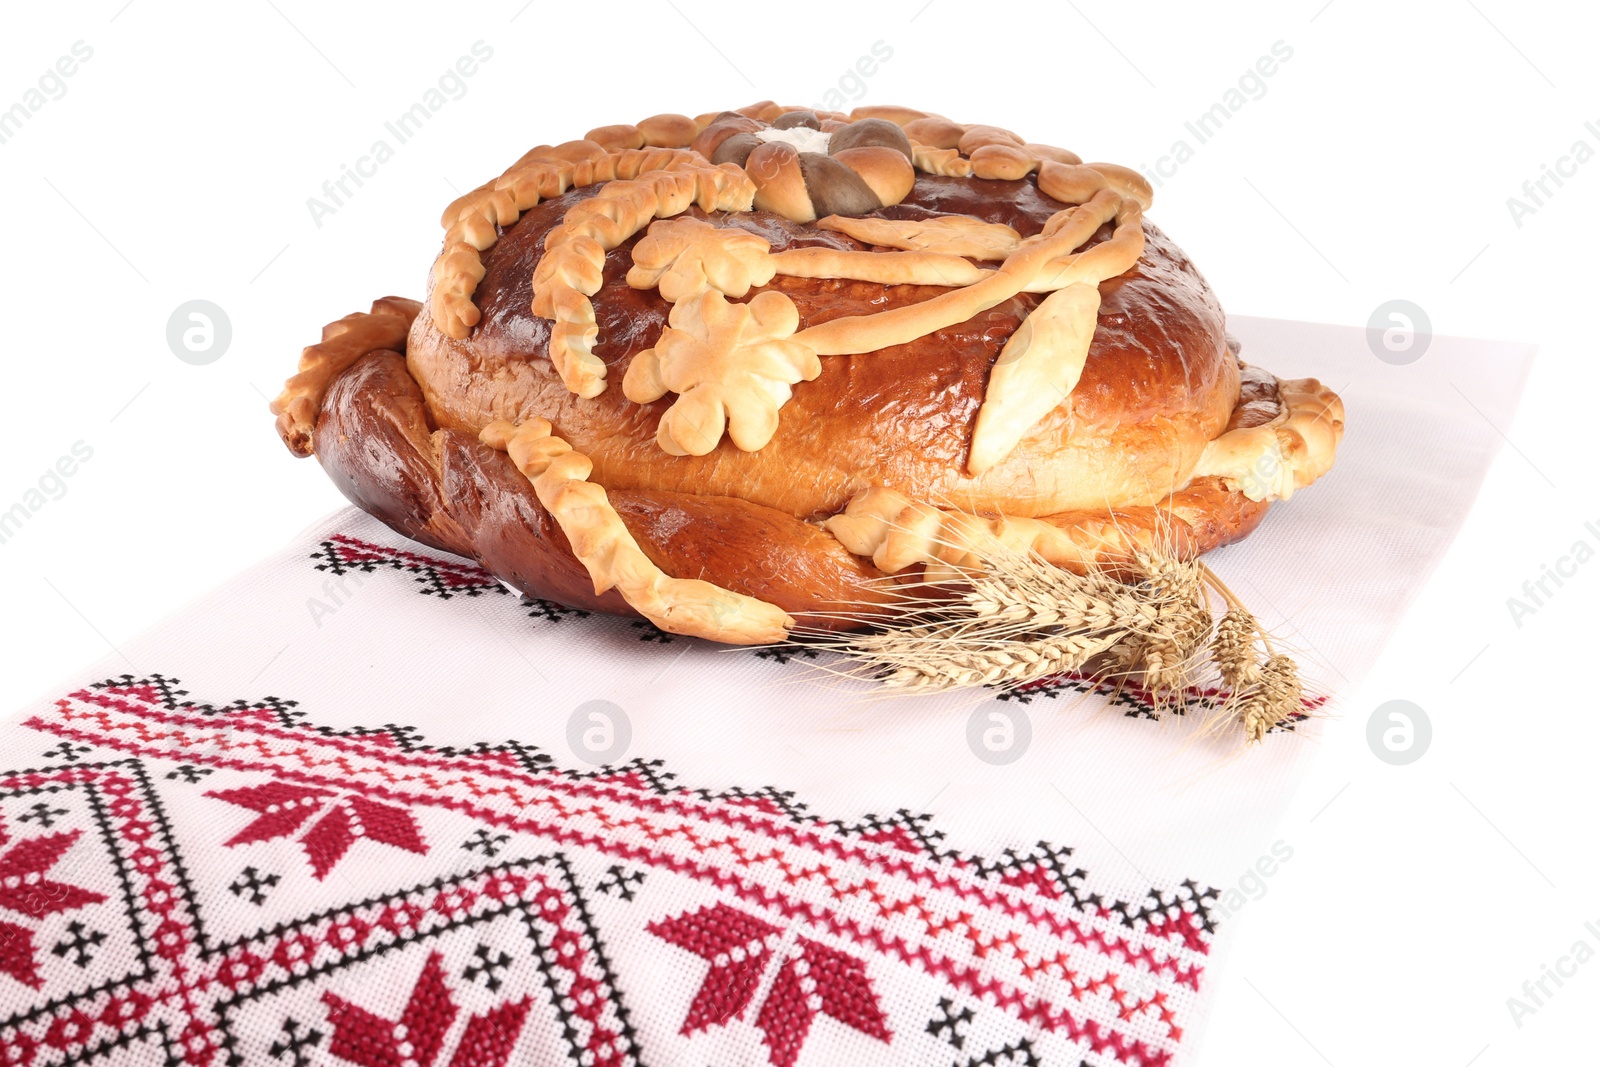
[0,753,635,1067]
[207,854,636,1067]
[16,674,1224,1066]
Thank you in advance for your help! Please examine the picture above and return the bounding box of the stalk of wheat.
[791,544,1309,746]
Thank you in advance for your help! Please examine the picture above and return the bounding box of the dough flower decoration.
[623,289,819,456]
[624,216,776,303]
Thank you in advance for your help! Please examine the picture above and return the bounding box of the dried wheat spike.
[1125,550,1211,699]
[1237,654,1302,743]
[797,540,1308,748]
[1211,607,1262,690]
[874,631,1122,692]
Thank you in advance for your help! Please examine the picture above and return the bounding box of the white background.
[1,1,1596,1063]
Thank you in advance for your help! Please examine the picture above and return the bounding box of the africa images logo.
[0,41,94,147]
[305,41,494,228]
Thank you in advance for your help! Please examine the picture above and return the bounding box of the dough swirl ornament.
[270,101,1345,742]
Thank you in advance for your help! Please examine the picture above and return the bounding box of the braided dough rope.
[428,104,862,333]
[856,106,1153,208]
[433,144,705,340]
[271,296,421,457]
[1189,378,1346,500]
[432,105,1146,337]
[480,418,793,644]
[531,161,757,398]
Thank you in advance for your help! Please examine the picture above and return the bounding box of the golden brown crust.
[425,108,1165,475]
[527,160,758,398]
[609,492,898,623]
[404,173,1237,520]
[690,116,761,160]
[275,104,1347,644]
[902,116,965,149]
[848,104,933,127]
[747,141,814,221]
[909,143,974,177]
[763,189,1126,356]
[636,113,702,148]
[433,146,708,342]
[438,429,638,617]
[1189,376,1345,500]
[437,113,924,346]
[625,216,777,301]
[312,349,472,556]
[831,145,916,207]
[272,296,421,457]
[308,343,1281,633]
[584,124,645,152]
[969,143,1038,181]
[314,349,892,630]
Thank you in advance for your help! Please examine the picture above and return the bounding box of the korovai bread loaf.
[272,102,1344,645]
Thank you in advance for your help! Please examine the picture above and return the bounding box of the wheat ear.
[787,533,1308,747]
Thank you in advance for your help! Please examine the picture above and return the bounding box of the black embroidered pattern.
[309,534,510,600]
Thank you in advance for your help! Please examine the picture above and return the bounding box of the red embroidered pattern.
[321,950,533,1067]
[217,854,631,1067]
[206,781,428,880]
[0,760,215,1064]
[0,675,1223,1066]
[310,535,511,599]
[0,825,108,990]
[647,901,891,1067]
